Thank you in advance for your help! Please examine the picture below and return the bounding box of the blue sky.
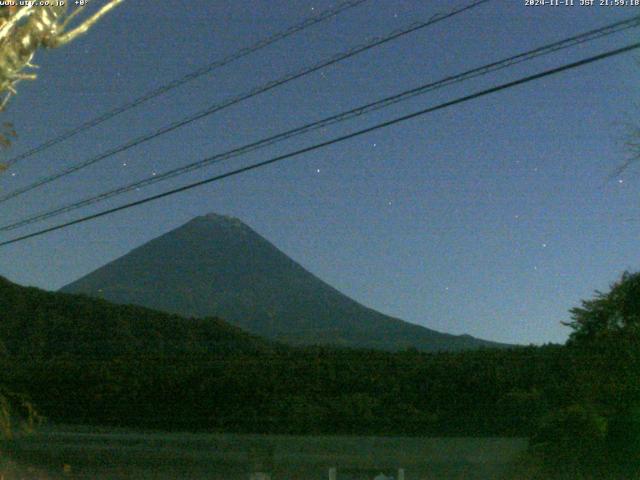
[0,0,638,344]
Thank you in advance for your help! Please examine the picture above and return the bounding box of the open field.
[1,425,528,479]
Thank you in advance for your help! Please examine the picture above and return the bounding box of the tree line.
[0,272,639,478]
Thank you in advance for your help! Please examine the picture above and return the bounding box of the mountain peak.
[189,213,251,231]
[199,212,240,222]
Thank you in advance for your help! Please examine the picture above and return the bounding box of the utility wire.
[1,14,638,233]
[0,0,491,203]
[1,41,638,248]
[3,0,370,168]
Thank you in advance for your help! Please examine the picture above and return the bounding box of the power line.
[3,0,370,168]
[0,0,492,204]
[2,41,638,248]
[2,15,638,233]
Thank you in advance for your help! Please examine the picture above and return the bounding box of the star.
[316,168,320,174]
[122,162,127,167]
[542,243,547,248]
[618,179,624,184]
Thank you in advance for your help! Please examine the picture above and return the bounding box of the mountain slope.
[61,214,509,351]
[0,275,269,358]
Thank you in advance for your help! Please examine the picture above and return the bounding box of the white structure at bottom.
[249,473,271,480]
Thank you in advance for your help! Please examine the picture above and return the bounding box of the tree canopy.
[564,271,640,344]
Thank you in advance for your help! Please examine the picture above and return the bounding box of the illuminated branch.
[48,0,125,47]
[0,1,125,110]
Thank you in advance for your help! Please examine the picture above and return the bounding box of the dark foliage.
[525,272,640,477]
[565,271,640,344]
[1,275,556,435]
[2,271,640,479]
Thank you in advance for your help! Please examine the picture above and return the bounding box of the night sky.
[0,0,638,345]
